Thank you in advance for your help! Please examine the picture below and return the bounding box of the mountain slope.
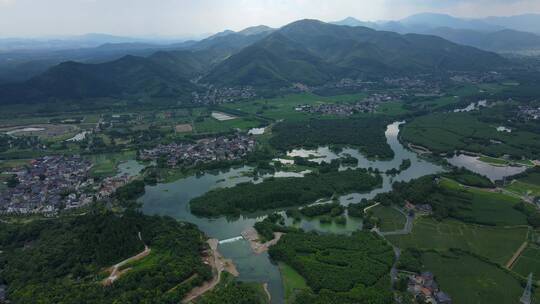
[0,55,196,103]
[424,28,540,53]
[203,19,507,87]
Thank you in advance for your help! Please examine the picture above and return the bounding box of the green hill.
[203,19,507,87]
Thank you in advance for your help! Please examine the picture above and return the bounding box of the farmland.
[421,251,526,304]
[387,218,528,265]
[370,205,407,232]
[402,111,540,159]
[512,243,540,278]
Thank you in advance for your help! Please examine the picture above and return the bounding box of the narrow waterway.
[139,121,444,303]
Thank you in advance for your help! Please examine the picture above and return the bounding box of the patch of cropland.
[270,118,393,159]
[269,231,394,303]
[420,250,526,304]
[376,176,529,226]
[0,210,211,304]
[506,167,540,198]
[402,104,540,159]
[387,217,528,265]
[190,169,381,216]
[194,273,268,304]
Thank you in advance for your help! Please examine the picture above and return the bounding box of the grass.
[194,117,261,133]
[376,101,409,116]
[506,180,540,197]
[222,93,366,121]
[421,250,525,304]
[87,150,136,178]
[370,205,406,232]
[387,218,528,265]
[0,159,31,169]
[506,171,540,197]
[402,111,540,159]
[512,243,540,278]
[479,156,509,166]
[279,262,309,304]
[440,178,528,226]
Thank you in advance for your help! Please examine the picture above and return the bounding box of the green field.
[194,116,261,133]
[506,171,540,197]
[223,93,366,121]
[376,101,409,116]
[512,243,540,278]
[422,251,526,304]
[370,205,406,232]
[279,262,309,304]
[387,218,528,265]
[479,156,509,166]
[402,111,540,159]
[440,178,528,226]
[0,158,30,169]
[87,150,136,178]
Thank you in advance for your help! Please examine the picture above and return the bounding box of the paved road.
[380,207,414,236]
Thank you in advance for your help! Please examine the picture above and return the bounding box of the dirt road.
[102,232,151,286]
[182,238,238,303]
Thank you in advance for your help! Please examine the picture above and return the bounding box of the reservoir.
[139,121,444,303]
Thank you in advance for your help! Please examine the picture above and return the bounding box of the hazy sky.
[1,0,540,38]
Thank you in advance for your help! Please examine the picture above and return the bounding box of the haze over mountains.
[332,13,540,54]
[0,17,512,105]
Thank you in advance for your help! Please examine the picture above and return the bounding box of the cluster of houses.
[518,105,540,121]
[192,86,256,104]
[408,272,452,304]
[0,156,94,215]
[294,94,395,116]
[139,135,256,168]
[404,201,433,216]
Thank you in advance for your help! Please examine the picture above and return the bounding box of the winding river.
[139,121,444,303]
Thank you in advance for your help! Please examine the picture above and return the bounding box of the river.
[138,121,444,303]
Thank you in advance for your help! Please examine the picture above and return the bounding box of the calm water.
[446,154,527,181]
[139,121,444,303]
[116,159,146,178]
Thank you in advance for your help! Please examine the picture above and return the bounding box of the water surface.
[139,121,444,303]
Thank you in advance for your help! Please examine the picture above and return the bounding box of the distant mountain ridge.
[332,13,540,53]
[0,18,509,104]
[203,19,506,87]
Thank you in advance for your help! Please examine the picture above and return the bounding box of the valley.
[1,10,540,304]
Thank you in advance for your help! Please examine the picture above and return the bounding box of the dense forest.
[269,231,394,303]
[269,118,393,159]
[0,209,211,304]
[190,169,382,216]
[443,168,494,188]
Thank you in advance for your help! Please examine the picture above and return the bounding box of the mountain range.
[332,13,540,53]
[0,18,509,104]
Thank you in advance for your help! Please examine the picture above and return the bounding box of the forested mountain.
[0,19,509,104]
[424,28,540,53]
[333,14,540,53]
[204,19,506,87]
[0,55,197,103]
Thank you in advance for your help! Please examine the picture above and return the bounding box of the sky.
[1,0,540,38]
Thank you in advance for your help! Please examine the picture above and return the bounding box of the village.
[191,86,257,104]
[518,105,540,121]
[139,134,256,168]
[0,155,94,215]
[407,271,452,304]
[294,93,396,116]
[0,155,133,215]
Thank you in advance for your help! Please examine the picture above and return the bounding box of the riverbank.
[242,227,283,254]
[182,238,239,303]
